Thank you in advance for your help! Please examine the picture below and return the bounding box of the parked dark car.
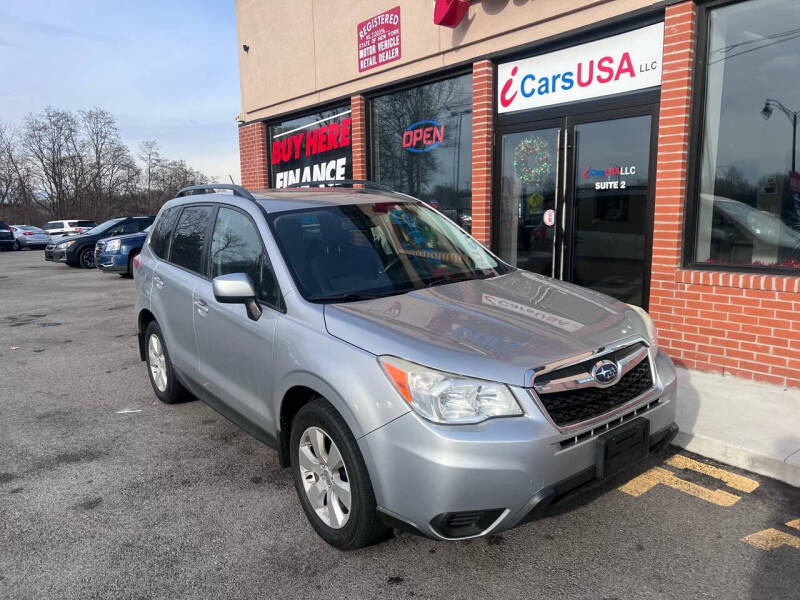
[45,216,154,268]
[0,221,14,251]
[95,226,151,276]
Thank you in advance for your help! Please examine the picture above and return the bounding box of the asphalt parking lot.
[1,249,799,600]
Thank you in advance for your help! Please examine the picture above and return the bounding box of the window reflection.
[371,75,473,231]
[695,0,800,269]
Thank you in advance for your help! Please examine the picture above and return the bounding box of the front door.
[495,106,657,307]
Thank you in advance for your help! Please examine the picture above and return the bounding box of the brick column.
[350,94,367,181]
[648,3,696,320]
[238,121,269,189]
[471,60,493,245]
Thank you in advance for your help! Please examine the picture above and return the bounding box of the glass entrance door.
[497,126,560,277]
[494,107,656,307]
[569,114,653,306]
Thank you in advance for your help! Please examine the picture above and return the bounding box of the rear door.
[149,204,214,382]
[193,205,282,430]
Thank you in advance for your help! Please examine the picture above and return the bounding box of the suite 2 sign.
[497,24,664,113]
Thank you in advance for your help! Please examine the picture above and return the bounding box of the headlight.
[105,239,121,252]
[57,240,76,249]
[379,356,523,424]
[628,304,658,351]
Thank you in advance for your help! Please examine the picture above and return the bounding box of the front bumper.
[359,349,678,540]
[96,252,128,272]
[44,247,69,262]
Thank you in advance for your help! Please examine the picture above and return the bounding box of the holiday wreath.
[513,136,552,186]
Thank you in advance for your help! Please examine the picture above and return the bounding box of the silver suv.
[134,183,677,550]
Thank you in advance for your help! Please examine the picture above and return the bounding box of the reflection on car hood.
[323,270,647,387]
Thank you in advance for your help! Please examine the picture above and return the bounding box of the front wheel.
[79,246,95,269]
[290,399,390,550]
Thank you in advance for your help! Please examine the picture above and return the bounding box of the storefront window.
[371,74,472,230]
[269,107,353,188]
[694,0,800,270]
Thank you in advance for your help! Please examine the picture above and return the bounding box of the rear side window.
[210,207,281,308]
[169,206,214,274]
[0,221,8,229]
[149,207,180,259]
[43,222,59,230]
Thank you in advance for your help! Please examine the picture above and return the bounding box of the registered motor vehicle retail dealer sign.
[497,23,664,113]
[358,6,401,73]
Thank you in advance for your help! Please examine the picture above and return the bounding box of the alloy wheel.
[147,333,168,392]
[298,426,351,529]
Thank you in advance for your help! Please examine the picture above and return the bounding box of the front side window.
[169,206,213,274]
[149,207,180,259]
[693,0,800,270]
[210,207,280,307]
[270,200,511,302]
[371,74,473,231]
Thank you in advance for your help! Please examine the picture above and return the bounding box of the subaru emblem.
[591,359,619,385]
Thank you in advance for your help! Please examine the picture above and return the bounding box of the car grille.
[533,346,654,427]
[94,240,105,261]
[46,243,56,250]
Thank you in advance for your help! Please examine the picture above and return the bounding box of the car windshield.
[270,200,513,302]
[84,218,124,236]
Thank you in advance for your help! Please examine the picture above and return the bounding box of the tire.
[78,246,95,269]
[13,240,21,251]
[290,398,390,550]
[144,320,192,404]
[126,250,140,278]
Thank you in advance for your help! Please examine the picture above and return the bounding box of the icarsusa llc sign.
[497,23,664,113]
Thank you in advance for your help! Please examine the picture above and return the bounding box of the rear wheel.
[79,246,95,269]
[290,398,390,550]
[13,240,21,251]
[144,320,192,404]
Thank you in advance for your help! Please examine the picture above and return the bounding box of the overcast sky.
[0,0,241,182]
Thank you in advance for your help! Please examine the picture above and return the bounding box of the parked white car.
[42,219,97,239]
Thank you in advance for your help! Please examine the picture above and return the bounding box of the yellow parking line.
[787,519,800,531]
[665,455,759,493]
[619,466,741,506]
[742,528,800,551]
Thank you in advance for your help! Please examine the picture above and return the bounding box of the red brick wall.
[238,121,269,189]
[350,95,367,181]
[471,60,493,246]
[649,1,800,388]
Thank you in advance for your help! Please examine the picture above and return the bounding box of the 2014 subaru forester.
[134,183,677,550]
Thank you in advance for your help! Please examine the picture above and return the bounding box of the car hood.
[53,233,90,244]
[323,270,648,387]
[100,231,146,244]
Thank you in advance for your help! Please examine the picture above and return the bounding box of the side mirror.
[212,273,262,321]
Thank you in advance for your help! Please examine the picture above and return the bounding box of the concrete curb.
[674,366,800,488]
[674,432,800,488]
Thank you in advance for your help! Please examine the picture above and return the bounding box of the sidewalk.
[674,367,800,487]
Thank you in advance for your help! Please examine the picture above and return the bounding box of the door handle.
[194,299,209,315]
[153,275,164,289]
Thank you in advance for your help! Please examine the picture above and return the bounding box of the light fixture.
[761,101,773,120]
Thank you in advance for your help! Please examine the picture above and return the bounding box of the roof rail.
[284,179,395,193]
[176,184,256,201]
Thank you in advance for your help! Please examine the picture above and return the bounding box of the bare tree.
[0,107,210,223]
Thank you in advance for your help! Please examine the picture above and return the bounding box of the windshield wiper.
[308,291,399,303]
[426,271,492,288]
